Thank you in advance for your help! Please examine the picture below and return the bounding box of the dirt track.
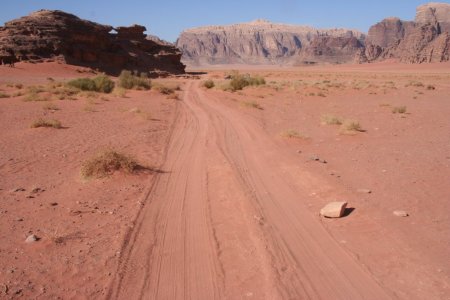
[108,81,390,299]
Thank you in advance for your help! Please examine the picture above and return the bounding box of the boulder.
[320,202,348,218]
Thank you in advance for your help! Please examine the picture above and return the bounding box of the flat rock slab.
[393,210,409,217]
[320,202,348,218]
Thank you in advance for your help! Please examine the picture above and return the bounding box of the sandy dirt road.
[108,81,390,299]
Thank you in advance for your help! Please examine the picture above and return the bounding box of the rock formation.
[177,19,364,66]
[0,10,185,76]
[358,2,450,63]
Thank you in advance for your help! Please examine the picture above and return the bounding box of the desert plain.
[0,60,449,299]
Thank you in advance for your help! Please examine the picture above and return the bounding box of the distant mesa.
[176,19,365,66]
[0,10,185,76]
[177,2,450,66]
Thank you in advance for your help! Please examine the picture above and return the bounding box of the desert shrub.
[23,91,47,102]
[118,70,151,90]
[0,92,10,98]
[226,72,266,91]
[93,75,115,93]
[31,118,62,129]
[80,150,138,179]
[392,106,407,114]
[67,78,96,91]
[67,75,115,93]
[202,79,215,89]
[321,114,343,125]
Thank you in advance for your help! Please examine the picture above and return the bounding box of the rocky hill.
[176,19,365,65]
[358,2,450,63]
[0,10,185,76]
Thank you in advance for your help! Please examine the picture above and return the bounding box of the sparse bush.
[154,85,175,95]
[321,114,343,125]
[226,72,266,91]
[31,118,62,129]
[392,106,407,114]
[67,78,96,91]
[67,75,115,93]
[0,92,10,98]
[93,75,115,93]
[23,91,47,102]
[81,150,139,179]
[202,79,215,89]
[118,70,151,90]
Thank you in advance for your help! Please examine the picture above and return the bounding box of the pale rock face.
[415,2,450,24]
[177,20,364,66]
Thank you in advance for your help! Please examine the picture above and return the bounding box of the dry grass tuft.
[280,129,308,139]
[31,118,62,129]
[321,114,343,125]
[0,91,10,98]
[81,150,139,179]
[392,106,407,114]
[240,100,263,110]
[340,120,364,134]
[42,102,60,111]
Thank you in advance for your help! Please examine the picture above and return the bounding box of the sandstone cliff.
[358,2,450,63]
[177,19,364,66]
[0,10,185,76]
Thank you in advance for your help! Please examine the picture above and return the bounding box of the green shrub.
[93,75,115,93]
[67,78,96,91]
[67,75,115,93]
[118,70,151,90]
[227,72,266,91]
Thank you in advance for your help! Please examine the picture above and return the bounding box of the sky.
[1,1,449,42]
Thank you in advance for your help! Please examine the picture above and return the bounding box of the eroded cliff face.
[0,10,185,76]
[177,19,365,66]
[358,2,450,64]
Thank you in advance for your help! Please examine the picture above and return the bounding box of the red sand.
[1,61,449,299]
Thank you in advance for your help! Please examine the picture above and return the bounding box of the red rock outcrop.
[0,10,185,76]
[299,35,364,64]
[359,2,450,63]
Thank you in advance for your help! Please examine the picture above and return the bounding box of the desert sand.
[1,61,449,299]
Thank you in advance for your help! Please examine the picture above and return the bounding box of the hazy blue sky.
[1,1,448,42]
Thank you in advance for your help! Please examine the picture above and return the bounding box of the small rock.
[297,150,302,154]
[15,218,23,222]
[50,202,58,206]
[13,188,26,192]
[393,210,409,217]
[320,202,348,218]
[357,189,372,194]
[31,187,44,193]
[25,234,38,243]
